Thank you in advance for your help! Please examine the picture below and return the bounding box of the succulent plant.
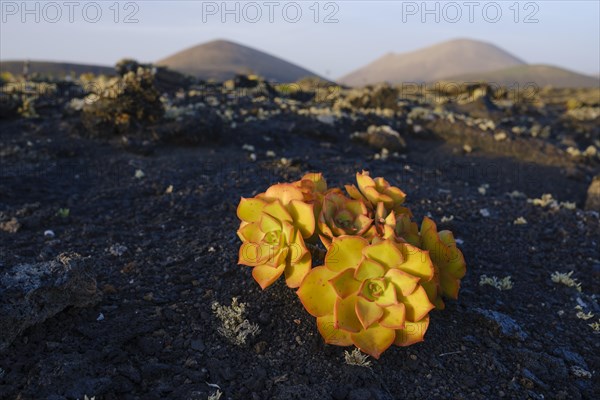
[318,192,373,247]
[237,183,315,289]
[293,172,329,203]
[389,212,421,247]
[345,171,406,212]
[418,217,467,309]
[361,202,414,243]
[297,236,434,358]
[235,171,467,359]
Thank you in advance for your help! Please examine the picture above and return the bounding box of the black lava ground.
[1,102,599,400]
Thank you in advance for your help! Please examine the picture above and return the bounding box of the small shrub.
[82,63,164,137]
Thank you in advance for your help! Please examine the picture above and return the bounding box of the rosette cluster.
[236,171,466,358]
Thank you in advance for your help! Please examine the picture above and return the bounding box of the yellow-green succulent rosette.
[235,171,468,359]
[297,236,435,358]
[237,183,315,289]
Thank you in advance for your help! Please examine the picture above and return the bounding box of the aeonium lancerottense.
[236,171,467,359]
[237,183,315,289]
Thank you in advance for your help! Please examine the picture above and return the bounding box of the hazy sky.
[1,1,599,78]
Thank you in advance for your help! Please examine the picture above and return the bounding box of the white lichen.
[344,348,372,368]
[134,169,145,179]
[530,193,557,208]
[550,271,582,292]
[212,297,260,346]
[574,305,594,320]
[479,275,514,291]
[528,194,576,211]
[208,390,223,400]
[588,320,600,333]
[441,215,454,223]
[513,217,527,225]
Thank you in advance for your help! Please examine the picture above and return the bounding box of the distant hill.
[338,38,526,86]
[0,61,114,77]
[441,64,599,88]
[157,39,321,82]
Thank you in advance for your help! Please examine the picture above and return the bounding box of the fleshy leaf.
[288,199,315,238]
[325,236,368,272]
[379,303,406,329]
[334,295,363,333]
[396,243,434,281]
[394,316,430,347]
[237,197,267,223]
[385,185,406,206]
[345,184,365,201]
[264,183,304,205]
[444,245,467,278]
[420,217,467,301]
[355,259,386,281]
[345,199,368,216]
[252,263,286,290]
[288,228,308,264]
[356,171,376,194]
[301,172,328,193]
[238,242,273,266]
[262,200,293,223]
[421,279,445,310]
[374,281,397,307]
[400,286,434,322]
[237,222,265,243]
[329,268,361,299]
[355,296,384,329]
[351,324,396,359]
[297,266,338,317]
[363,186,391,206]
[318,234,333,249]
[285,251,312,288]
[259,213,281,233]
[362,239,404,269]
[317,314,353,346]
[439,273,461,299]
[385,268,420,297]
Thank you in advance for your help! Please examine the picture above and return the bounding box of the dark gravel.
[0,82,599,400]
